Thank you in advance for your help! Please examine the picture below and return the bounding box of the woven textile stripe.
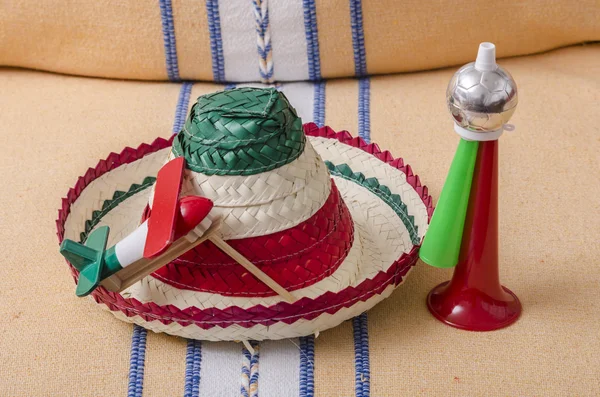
[299,336,315,397]
[353,313,371,397]
[219,1,257,82]
[241,342,260,397]
[158,0,180,81]
[173,82,193,134]
[253,0,274,83]
[205,0,225,82]
[313,81,325,127]
[127,325,147,397]
[258,340,301,395]
[279,82,314,123]
[349,0,367,77]
[184,340,202,397]
[302,0,321,80]
[197,342,240,395]
[358,78,371,142]
[270,0,309,81]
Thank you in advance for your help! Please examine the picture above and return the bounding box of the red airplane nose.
[174,196,214,240]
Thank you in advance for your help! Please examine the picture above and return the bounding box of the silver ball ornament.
[446,43,518,133]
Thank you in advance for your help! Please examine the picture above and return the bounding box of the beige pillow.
[1,0,598,82]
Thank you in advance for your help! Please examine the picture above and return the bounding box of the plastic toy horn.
[418,139,478,269]
[419,42,522,331]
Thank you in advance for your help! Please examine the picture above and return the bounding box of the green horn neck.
[419,139,479,268]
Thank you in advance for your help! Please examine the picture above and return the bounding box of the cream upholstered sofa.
[1,1,599,396]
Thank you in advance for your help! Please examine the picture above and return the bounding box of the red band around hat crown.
[149,180,355,296]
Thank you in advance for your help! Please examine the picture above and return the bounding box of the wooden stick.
[241,340,255,355]
[102,218,296,303]
[100,275,121,292]
[210,236,297,303]
[102,222,220,293]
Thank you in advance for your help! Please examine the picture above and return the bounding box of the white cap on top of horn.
[446,42,518,141]
[475,42,497,71]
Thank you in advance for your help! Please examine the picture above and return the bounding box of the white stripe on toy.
[106,211,296,301]
[103,218,219,293]
[114,220,148,268]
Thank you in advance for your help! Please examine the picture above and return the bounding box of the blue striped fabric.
[358,77,371,142]
[127,325,147,397]
[302,0,321,81]
[241,356,250,397]
[172,82,193,133]
[312,81,326,127]
[205,0,225,82]
[184,340,202,397]
[352,4,371,388]
[158,0,180,81]
[353,313,371,397]
[349,0,367,76]
[299,336,315,397]
[250,347,260,397]
[354,16,372,386]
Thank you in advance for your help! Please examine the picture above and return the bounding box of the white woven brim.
[310,136,429,239]
[62,136,425,341]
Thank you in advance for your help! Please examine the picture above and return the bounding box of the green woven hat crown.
[172,87,305,176]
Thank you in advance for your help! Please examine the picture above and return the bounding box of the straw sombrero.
[56,88,432,341]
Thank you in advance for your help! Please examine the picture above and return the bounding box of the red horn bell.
[426,140,522,331]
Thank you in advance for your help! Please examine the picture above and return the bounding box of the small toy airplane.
[60,157,296,302]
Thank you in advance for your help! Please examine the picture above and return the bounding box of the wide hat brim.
[57,123,432,341]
